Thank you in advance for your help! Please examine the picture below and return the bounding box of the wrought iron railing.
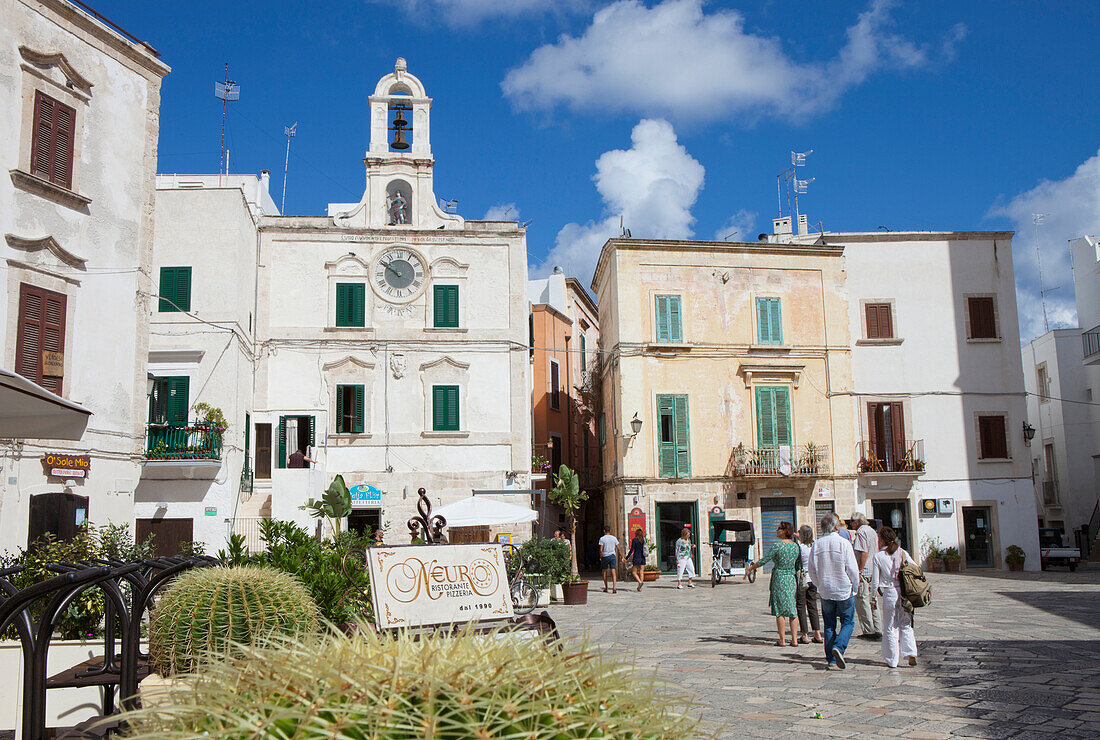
[1084,326,1100,360]
[857,439,925,473]
[144,423,223,461]
[731,444,830,476]
[1042,480,1060,506]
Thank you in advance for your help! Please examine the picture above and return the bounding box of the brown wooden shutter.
[16,284,66,394]
[866,402,880,460]
[890,401,906,465]
[30,91,76,189]
[979,415,1007,459]
[866,303,894,339]
[969,297,996,339]
[866,304,880,339]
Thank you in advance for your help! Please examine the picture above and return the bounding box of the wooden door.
[27,492,88,547]
[255,423,271,479]
[136,518,194,558]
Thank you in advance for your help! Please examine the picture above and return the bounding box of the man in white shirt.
[850,512,883,640]
[597,526,622,594]
[807,514,859,669]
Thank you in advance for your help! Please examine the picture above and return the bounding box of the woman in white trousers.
[870,526,917,668]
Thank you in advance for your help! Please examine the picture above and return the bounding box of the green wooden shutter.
[335,284,348,326]
[167,377,189,425]
[774,387,792,446]
[432,385,459,431]
[351,284,365,327]
[657,394,676,477]
[757,298,781,344]
[277,416,287,469]
[446,387,459,430]
[308,415,315,446]
[176,267,192,312]
[598,413,606,446]
[655,296,669,342]
[336,283,365,327]
[756,386,776,447]
[668,296,683,342]
[434,285,459,328]
[158,268,175,312]
[673,395,691,477]
[768,299,782,344]
[336,387,346,433]
[580,334,587,371]
[353,385,364,433]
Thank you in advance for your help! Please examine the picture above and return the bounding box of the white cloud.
[370,0,587,25]
[713,209,758,242]
[534,119,704,283]
[503,0,965,122]
[482,202,519,220]
[987,149,1100,342]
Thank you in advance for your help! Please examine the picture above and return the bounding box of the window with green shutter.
[656,394,690,478]
[598,413,606,447]
[148,376,189,425]
[654,295,683,343]
[277,415,316,469]
[755,386,792,448]
[158,267,192,312]
[433,285,459,328]
[580,333,587,372]
[335,283,365,327]
[756,297,782,344]
[336,384,364,434]
[432,385,460,431]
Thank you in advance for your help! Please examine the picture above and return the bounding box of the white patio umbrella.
[434,496,538,527]
[0,367,91,440]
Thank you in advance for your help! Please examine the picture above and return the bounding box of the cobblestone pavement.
[545,565,1100,739]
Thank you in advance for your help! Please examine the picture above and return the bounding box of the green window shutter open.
[336,283,365,327]
[598,413,606,447]
[657,394,690,477]
[432,385,460,431]
[673,395,691,477]
[336,387,345,433]
[353,385,364,433]
[434,285,459,328]
[655,295,683,343]
[167,377,189,425]
[277,416,287,469]
[756,386,792,448]
[757,298,782,344]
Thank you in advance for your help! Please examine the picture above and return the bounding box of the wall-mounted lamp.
[146,372,156,397]
[1022,421,1036,445]
[630,413,643,437]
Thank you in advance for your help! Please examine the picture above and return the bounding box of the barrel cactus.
[148,565,320,676]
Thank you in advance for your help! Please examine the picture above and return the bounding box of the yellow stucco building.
[592,237,856,572]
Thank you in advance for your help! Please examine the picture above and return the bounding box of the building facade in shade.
[834,228,1040,570]
[1022,328,1095,543]
[528,269,600,548]
[0,0,168,552]
[591,237,857,575]
[133,174,276,555]
[247,59,532,546]
[1067,234,1100,554]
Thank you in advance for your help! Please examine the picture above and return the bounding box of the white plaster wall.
[0,0,167,552]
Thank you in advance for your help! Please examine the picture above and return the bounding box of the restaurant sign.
[349,484,382,508]
[367,544,513,629]
[42,453,90,478]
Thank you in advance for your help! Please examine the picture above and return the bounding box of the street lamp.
[1022,421,1036,445]
[630,413,643,437]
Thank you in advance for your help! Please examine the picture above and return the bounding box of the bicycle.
[501,544,538,615]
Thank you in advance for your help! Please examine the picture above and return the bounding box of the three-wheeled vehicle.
[710,520,756,586]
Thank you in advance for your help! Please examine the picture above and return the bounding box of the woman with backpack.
[870,526,917,668]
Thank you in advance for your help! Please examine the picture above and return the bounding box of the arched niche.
[385,179,413,226]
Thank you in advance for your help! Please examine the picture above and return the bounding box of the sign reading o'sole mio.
[367,544,513,629]
[41,453,90,478]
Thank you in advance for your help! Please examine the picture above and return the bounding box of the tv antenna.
[619,215,631,238]
[776,149,812,222]
[214,63,239,178]
[280,122,296,215]
[1034,213,1052,332]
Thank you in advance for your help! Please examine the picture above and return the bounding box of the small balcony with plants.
[730,442,830,477]
[857,439,925,475]
[141,401,226,479]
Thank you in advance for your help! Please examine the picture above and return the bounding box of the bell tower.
[332,58,463,230]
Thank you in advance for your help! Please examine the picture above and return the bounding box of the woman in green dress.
[747,521,801,646]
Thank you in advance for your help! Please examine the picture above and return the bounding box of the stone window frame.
[419,356,470,438]
[423,256,468,332]
[857,298,904,345]
[964,293,1002,343]
[323,255,374,332]
[973,410,1012,462]
[322,356,375,438]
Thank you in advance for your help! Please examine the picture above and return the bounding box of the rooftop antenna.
[281,122,296,215]
[790,149,813,226]
[1033,213,1050,332]
[619,215,631,238]
[214,63,239,180]
[724,230,739,241]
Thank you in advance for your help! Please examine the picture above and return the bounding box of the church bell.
[390,107,410,150]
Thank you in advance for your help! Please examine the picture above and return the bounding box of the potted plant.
[942,546,961,572]
[643,564,661,582]
[562,574,588,605]
[1005,545,1026,571]
[548,465,589,603]
[921,535,944,572]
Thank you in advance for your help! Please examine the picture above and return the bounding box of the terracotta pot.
[927,557,944,572]
[643,570,660,582]
[563,580,588,605]
[943,558,960,572]
[1007,560,1024,571]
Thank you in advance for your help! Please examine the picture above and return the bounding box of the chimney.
[797,214,808,236]
[260,170,270,191]
[773,216,792,237]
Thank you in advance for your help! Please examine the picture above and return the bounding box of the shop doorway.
[963,506,993,568]
[136,517,194,558]
[348,509,382,541]
[872,500,912,554]
[655,502,698,574]
[760,497,797,570]
[28,492,88,547]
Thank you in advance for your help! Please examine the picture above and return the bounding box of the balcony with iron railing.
[141,422,223,479]
[730,443,830,477]
[1084,325,1100,365]
[857,439,925,474]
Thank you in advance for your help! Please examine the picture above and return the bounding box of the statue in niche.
[388,191,409,225]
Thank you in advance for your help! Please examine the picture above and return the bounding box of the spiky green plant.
[119,623,711,738]
[148,566,320,677]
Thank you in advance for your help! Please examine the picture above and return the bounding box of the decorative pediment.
[322,356,376,372]
[19,46,93,95]
[737,362,805,389]
[430,256,470,277]
[5,234,87,269]
[419,356,470,372]
[324,253,370,272]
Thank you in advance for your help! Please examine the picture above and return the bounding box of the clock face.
[372,247,428,303]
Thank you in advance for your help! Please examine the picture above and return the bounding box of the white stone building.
[1021,328,1095,540]
[133,173,276,554]
[1068,235,1100,551]
[0,0,168,553]
[827,228,1041,569]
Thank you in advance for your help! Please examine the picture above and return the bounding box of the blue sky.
[99,0,1100,341]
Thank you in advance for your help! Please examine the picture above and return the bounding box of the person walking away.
[675,528,696,589]
[627,528,647,591]
[598,526,622,593]
[808,514,859,669]
[850,512,883,640]
[747,522,800,646]
[795,525,823,644]
[872,526,918,668]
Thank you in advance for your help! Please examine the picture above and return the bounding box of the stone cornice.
[5,233,87,268]
[18,45,94,94]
